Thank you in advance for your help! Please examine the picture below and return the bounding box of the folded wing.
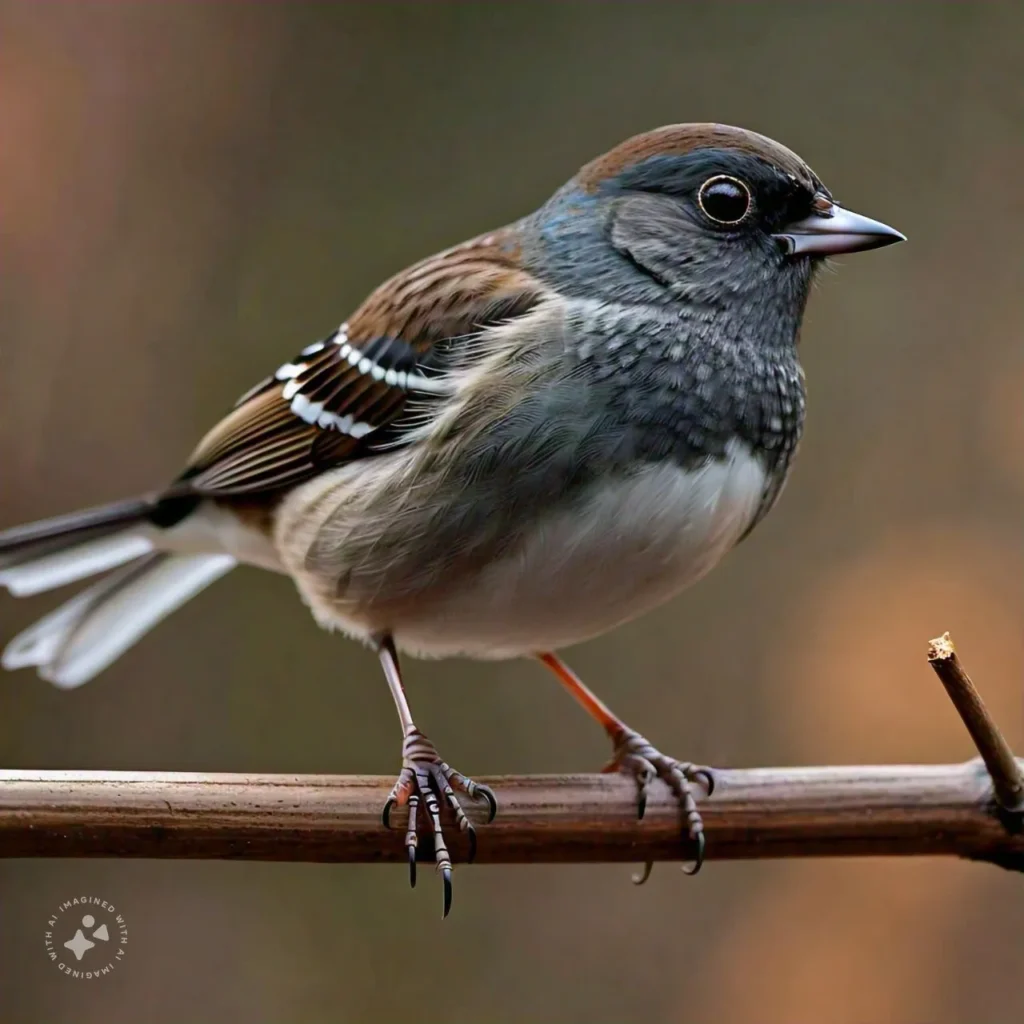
[182,229,547,497]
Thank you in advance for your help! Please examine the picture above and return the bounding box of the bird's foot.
[381,727,497,918]
[603,727,714,881]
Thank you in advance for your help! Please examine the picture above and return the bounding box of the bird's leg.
[376,635,497,917]
[537,652,713,876]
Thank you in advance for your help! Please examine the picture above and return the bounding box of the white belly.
[386,441,767,659]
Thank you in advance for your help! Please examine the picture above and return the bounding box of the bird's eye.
[697,175,752,226]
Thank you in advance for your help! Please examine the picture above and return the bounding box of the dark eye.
[697,175,752,226]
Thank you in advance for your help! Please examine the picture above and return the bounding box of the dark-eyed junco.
[0,123,903,915]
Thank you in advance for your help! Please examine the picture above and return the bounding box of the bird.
[0,122,904,916]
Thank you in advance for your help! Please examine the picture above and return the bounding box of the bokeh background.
[0,3,1021,1022]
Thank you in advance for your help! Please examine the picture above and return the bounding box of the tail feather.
[2,552,236,688]
[1,569,126,674]
[0,496,235,686]
[0,532,155,596]
[0,498,154,566]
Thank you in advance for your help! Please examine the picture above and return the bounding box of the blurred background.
[0,2,1021,1021]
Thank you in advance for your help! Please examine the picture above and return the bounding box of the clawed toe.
[381,736,496,918]
[631,860,654,886]
[534,653,713,884]
[609,728,714,878]
[690,766,715,797]
[683,831,706,875]
[441,866,452,918]
[407,841,418,888]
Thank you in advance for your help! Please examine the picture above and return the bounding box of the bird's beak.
[774,198,905,256]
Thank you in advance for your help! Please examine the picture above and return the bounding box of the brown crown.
[576,123,821,194]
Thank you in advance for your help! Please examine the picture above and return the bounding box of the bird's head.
[528,123,904,316]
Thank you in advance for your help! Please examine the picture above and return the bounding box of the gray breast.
[567,299,805,467]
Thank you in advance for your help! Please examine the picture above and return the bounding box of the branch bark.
[0,763,1020,868]
[0,634,1019,870]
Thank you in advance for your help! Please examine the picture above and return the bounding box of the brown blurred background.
[0,2,1021,1022]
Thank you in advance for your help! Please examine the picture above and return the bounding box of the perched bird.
[0,123,903,915]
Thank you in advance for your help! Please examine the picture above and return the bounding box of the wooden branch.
[0,762,1021,866]
[0,633,1019,869]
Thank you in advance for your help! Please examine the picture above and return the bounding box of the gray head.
[525,123,903,344]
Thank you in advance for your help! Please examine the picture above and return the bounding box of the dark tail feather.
[0,497,155,575]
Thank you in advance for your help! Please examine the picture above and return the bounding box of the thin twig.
[928,632,1024,813]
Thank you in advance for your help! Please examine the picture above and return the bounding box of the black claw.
[682,831,705,876]
[637,790,647,821]
[441,867,452,918]
[408,845,417,888]
[466,823,478,864]
[382,796,396,829]
[478,784,498,823]
[695,768,715,796]
[631,860,654,886]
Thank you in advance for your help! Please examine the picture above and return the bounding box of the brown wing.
[179,229,547,497]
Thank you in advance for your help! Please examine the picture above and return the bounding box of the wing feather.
[180,229,546,498]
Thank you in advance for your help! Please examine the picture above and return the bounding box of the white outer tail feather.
[0,532,155,596]
[2,550,235,688]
